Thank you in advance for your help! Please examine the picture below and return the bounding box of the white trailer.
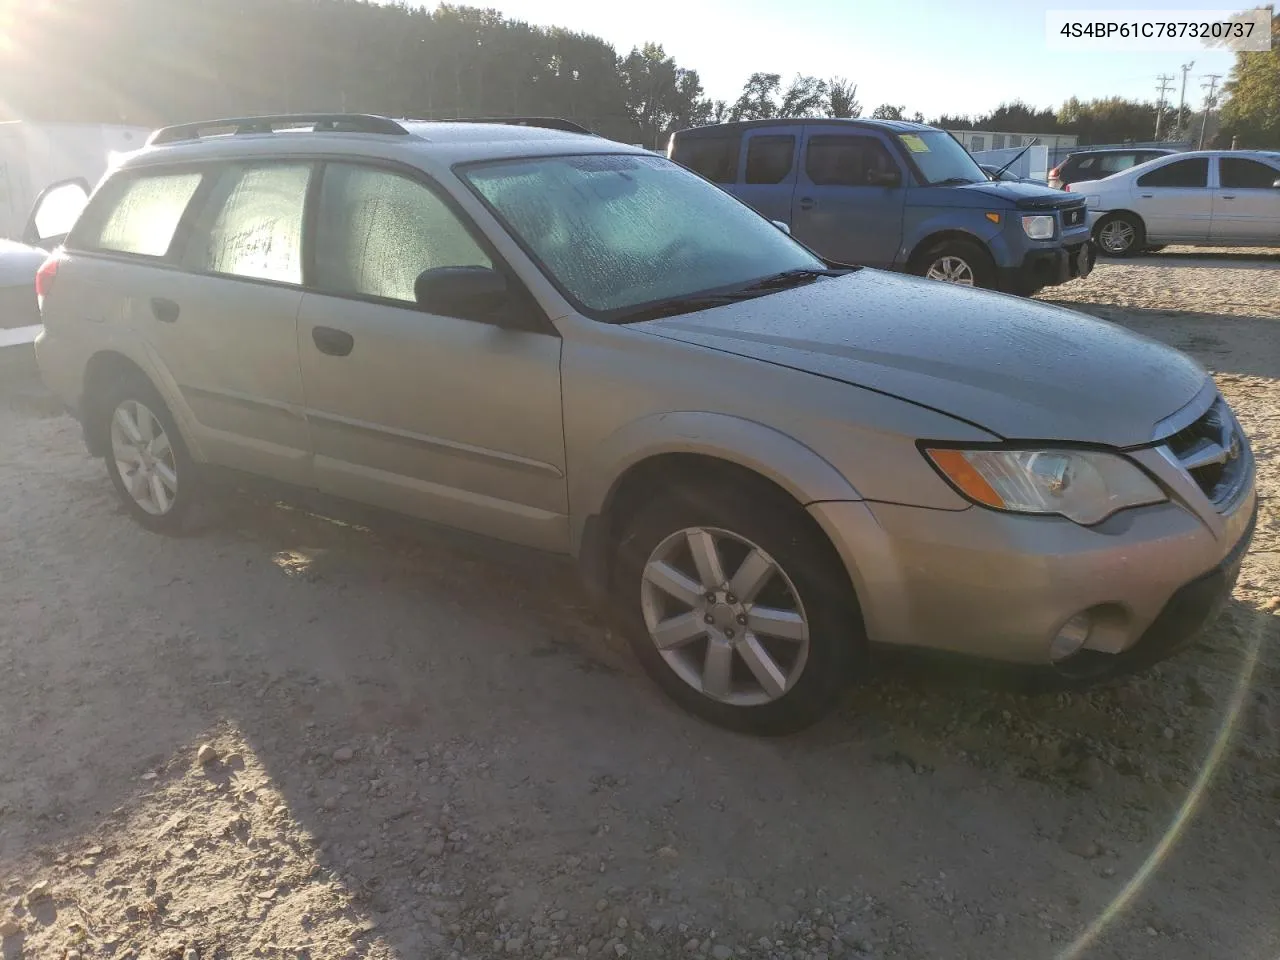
[0,121,151,241]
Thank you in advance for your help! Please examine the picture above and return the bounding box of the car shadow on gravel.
[147,487,1280,958]
[3,389,1276,959]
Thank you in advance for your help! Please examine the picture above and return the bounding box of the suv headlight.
[924,447,1165,525]
[1021,215,1055,240]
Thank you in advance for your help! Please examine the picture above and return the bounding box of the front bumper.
[807,479,1257,678]
[996,238,1095,294]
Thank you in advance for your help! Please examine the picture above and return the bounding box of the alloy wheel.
[925,256,976,285]
[639,526,810,707]
[110,399,179,516]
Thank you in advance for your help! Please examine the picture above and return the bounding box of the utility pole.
[1154,74,1175,140]
[1177,61,1195,136]
[1198,74,1222,150]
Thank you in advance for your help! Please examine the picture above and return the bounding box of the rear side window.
[1219,157,1279,189]
[1098,153,1141,175]
[183,163,311,284]
[72,171,203,257]
[1137,158,1209,188]
[744,136,796,184]
[313,163,492,304]
[672,135,741,184]
[805,135,897,186]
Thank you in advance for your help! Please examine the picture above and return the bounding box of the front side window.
[1219,157,1280,189]
[184,163,311,284]
[744,136,796,184]
[72,171,203,257]
[462,153,824,318]
[314,164,492,303]
[806,135,898,186]
[1136,158,1209,188]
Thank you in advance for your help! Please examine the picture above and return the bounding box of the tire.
[1094,213,1144,258]
[913,238,996,289]
[612,483,864,735]
[97,373,197,534]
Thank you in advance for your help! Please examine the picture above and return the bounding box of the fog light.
[1050,614,1091,662]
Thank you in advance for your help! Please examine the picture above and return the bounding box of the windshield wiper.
[737,267,848,291]
[932,176,980,186]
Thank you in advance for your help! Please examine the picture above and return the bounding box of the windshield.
[897,130,987,185]
[461,153,825,319]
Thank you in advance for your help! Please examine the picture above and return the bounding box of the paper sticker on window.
[899,135,930,154]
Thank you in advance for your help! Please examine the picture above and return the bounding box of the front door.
[1211,155,1280,244]
[1131,156,1211,243]
[790,127,906,267]
[296,161,568,552]
[732,127,800,225]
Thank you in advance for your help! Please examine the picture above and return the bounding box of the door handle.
[312,326,354,357]
[150,297,180,323]
[1220,194,1236,200]
[1140,193,1154,198]
[797,196,816,211]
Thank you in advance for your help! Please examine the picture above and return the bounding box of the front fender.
[570,410,861,555]
[899,214,1004,269]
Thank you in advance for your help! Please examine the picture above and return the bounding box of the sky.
[414,0,1248,118]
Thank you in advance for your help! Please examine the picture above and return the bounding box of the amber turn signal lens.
[926,449,1004,508]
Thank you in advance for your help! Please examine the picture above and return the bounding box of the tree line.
[0,0,1274,149]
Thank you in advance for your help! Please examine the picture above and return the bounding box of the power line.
[1198,73,1222,149]
[1177,60,1195,136]
[1154,74,1175,139]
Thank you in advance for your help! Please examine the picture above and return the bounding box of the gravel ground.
[0,250,1277,960]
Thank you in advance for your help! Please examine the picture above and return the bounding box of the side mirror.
[1273,178,1280,189]
[23,178,91,248]
[866,169,902,188]
[414,266,510,321]
[771,220,791,235]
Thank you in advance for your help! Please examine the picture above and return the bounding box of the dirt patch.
[0,253,1277,960]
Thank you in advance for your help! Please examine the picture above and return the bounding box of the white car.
[1072,150,1280,257]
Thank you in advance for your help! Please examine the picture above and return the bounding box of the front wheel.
[1094,213,1144,257]
[914,238,995,289]
[613,485,864,735]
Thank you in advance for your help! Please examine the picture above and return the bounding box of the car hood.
[634,270,1208,447]
[948,179,1079,209]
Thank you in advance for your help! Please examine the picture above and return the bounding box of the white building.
[947,130,1079,154]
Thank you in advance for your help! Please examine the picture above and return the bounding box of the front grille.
[1161,398,1250,508]
[1062,204,1086,228]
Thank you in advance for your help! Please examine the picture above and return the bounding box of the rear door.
[1211,155,1280,244]
[1132,157,1211,242]
[733,127,800,224]
[790,128,906,267]
[137,161,313,484]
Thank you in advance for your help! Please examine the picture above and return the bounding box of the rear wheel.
[98,375,196,534]
[1094,213,1144,257]
[914,238,995,289]
[612,483,863,735]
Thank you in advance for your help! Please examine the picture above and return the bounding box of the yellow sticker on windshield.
[899,134,930,153]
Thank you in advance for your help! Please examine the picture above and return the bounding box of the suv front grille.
[1062,204,1086,228]
[1161,398,1250,509]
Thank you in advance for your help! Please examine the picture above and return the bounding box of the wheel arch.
[905,228,994,272]
[1092,208,1147,240]
[80,348,198,461]
[572,412,861,601]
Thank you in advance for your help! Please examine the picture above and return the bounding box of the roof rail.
[438,116,596,136]
[148,113,411,146]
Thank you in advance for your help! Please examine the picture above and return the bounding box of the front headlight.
[1021,214,1055,240]
[924,447,1165,525]
[1082,195,1100,208]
